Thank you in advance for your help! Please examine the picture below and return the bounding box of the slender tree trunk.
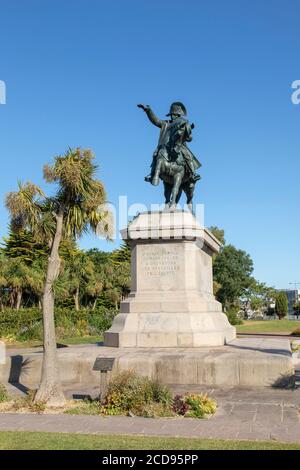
[34,208,66,407]
[15,288,22,311]
[74,287,80,311]
[92,298,97,310]
[9,290,14,308]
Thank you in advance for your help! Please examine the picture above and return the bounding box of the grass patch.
[236,320,300,334]
[5,335,103,349]
[0,384,8,403]
[0,431,299,450]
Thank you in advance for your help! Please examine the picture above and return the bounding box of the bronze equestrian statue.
[137,102,201,209]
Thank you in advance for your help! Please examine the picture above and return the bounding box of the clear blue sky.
[0,0,299,289]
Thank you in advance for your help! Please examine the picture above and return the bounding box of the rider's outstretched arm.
[137,104,163,128]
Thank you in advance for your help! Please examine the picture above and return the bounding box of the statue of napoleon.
[137,102,201,209]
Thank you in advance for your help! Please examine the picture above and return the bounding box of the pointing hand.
[137,104,149,112]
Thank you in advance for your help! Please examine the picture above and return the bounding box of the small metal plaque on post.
[93,357,115,372]
[93,357,115,401]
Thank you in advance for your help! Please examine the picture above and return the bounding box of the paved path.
[1,387,299,443]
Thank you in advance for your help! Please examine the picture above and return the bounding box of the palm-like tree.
[6,148,112,406]
[1,226,47,309]
[85,271,104,310]
[66,249,95,311]
[4,258,34,310]
[0,254,7,311]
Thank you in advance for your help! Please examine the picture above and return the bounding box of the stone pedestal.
[105,211,236,348]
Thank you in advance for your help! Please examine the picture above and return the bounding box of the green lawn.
[6,335,103,349]
[236,320,300,335]
[0,432,299,450]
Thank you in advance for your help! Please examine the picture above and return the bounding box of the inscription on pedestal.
[141,247,181,277]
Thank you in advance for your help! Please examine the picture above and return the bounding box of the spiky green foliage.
[1,226,48,264]
[111,242,131,265]
[5,182,45,235]
[43,147,112,239]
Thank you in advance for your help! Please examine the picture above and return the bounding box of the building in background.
[278,289,300,318]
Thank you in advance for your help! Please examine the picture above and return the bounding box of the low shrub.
[99,371,217,419]
[292,327,300,337]
[140,402,175,418]
[173,394,190,416]
[184,393,217,418]
[225,309,243,326]
[172,393,217,418]
[291,341,300,353]
[100,370,173,417]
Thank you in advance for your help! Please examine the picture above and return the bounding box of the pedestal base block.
[104,312,236,348]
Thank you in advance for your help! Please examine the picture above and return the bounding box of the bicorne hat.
[166,102,187,117]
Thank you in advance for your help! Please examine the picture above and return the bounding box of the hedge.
[0,307,117,341]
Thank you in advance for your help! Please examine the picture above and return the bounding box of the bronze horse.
[151,152,196,209]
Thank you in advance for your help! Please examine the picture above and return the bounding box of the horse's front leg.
[164,182,172,206]
[185,183,195,212]
[170,171,184,208]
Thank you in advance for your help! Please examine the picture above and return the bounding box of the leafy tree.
[5,148,112,406]
[241,280,276,318]
[85,245,131,310]
[209,226,225,245]
[84,267,104,310]
[275,291,288,320]
[213,244,254,309]
[86,248,111,265]
[293,302,300,318]
[66,250,96,311]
